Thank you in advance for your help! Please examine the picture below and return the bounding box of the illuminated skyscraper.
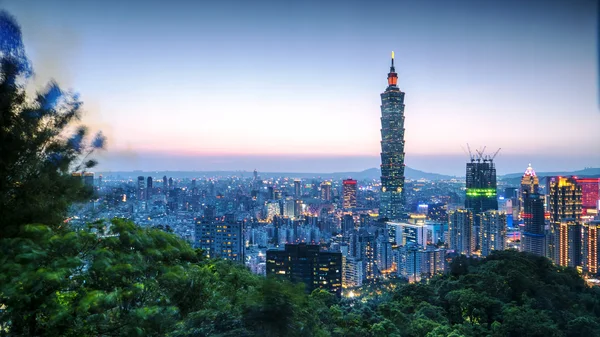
[519,164,539,216]
[342,179,357,209]
[465,160,498,214]
[520,164,539,195]
[548,176,582,223]
[379,51,406,220]
[547,177,582,266]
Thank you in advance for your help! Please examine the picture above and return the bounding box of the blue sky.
[3,0,599,175]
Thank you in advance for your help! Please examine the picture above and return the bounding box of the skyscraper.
[137,176,145,200]
[379,52,406,220]
[547,177,582,266]
[162,175,168,192]
[519,163,539,216]
[521,190,546,256]
[520,164,539,197]
[146,176,153,200]
[465,159,498,215]
[548,176,582,223]
[342,179,357,209]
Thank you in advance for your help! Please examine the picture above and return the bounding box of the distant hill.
[500,167,600,179]
[98,167,455,181]
[499,167,600,186]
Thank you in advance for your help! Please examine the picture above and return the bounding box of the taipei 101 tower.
[379,51,406,220]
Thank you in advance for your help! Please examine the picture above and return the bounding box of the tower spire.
[387,51,397,87]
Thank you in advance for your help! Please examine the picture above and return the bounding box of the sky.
[2,0,599,175]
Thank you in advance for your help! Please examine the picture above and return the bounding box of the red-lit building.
[342,179,357,209]
[576,178,600,215]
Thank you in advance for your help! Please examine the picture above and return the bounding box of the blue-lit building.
[379,52,406,220]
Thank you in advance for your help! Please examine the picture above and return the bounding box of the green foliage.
[0,11,105,238]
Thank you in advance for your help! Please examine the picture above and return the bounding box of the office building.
[478,210,506,257]
[267,244,342,296]
[521,191,546,256]
[379,52,406,220]
[448,209,474,256]
[548,176,582,223]
[342,179,357,209]
[520,163,539,198]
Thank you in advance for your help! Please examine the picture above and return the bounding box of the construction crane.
[466,143,474,162]
[475,146,486,162]
[490,148,501,162]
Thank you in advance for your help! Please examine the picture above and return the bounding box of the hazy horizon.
[94,151,598,176]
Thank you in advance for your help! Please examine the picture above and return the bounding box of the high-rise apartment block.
[448,209,474,256]
[195,218,244,262]
[478,210,506,257]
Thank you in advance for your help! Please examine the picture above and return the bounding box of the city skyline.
[3,0,599,175]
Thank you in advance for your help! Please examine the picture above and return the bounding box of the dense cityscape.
[1,2,599,336]
[68,54,600,298]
